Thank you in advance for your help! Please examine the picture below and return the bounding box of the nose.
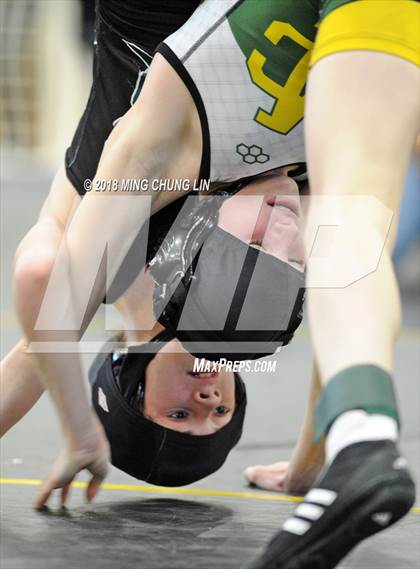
[193,386,222,406]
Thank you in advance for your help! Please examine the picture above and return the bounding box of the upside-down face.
[218,168,305,270]
[144,338,236,436]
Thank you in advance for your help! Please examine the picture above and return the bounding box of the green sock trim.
[314,364,400,444]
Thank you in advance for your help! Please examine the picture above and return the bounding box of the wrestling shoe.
[245,440,415,569]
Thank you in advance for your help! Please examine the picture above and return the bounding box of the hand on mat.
[244,461,291,492]
[244,460,322,494]
[35,414,110,509]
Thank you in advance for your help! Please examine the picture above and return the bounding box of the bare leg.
[248,51,419,569]
[305,53,419,382]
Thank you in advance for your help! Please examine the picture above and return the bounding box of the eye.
[214,405,230,416]
[168,410,189,420]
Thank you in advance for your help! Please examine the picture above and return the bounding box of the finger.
[86,458,108,503]
[243,465,262,484]
[34,479,55,510]
[60,483,71,507]
[86,475,104,503]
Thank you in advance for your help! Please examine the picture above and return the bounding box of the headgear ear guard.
[88,330,247,486]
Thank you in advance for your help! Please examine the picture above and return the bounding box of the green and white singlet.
[157,0,319,182]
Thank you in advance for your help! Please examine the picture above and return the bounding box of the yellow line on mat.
[0,478,302,503]
[1,478,419,513]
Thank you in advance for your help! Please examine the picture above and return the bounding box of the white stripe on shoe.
[282,489,336,536]
[305,488,337,506]
[295,503,325,521]
[283,517,311,536]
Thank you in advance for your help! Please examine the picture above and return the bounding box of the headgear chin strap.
[89,331,247,486]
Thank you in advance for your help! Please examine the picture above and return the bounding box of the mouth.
[189,371,217,377]
[266,195,300,217]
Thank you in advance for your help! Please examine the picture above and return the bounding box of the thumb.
[86,458,109,503]
[86,477,102,503]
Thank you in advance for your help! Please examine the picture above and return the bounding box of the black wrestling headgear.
[149,194,305,362]
[88,330,247,486]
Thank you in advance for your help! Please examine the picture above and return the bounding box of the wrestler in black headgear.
[88,329,247,486]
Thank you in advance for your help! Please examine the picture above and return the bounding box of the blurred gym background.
[1,0,94,167]
[1,5,418,569]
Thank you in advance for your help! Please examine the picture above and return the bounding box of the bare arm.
[0,340,44,437]
[283,362,325,493]
[13,53,202,507]
[244,362,325,494]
